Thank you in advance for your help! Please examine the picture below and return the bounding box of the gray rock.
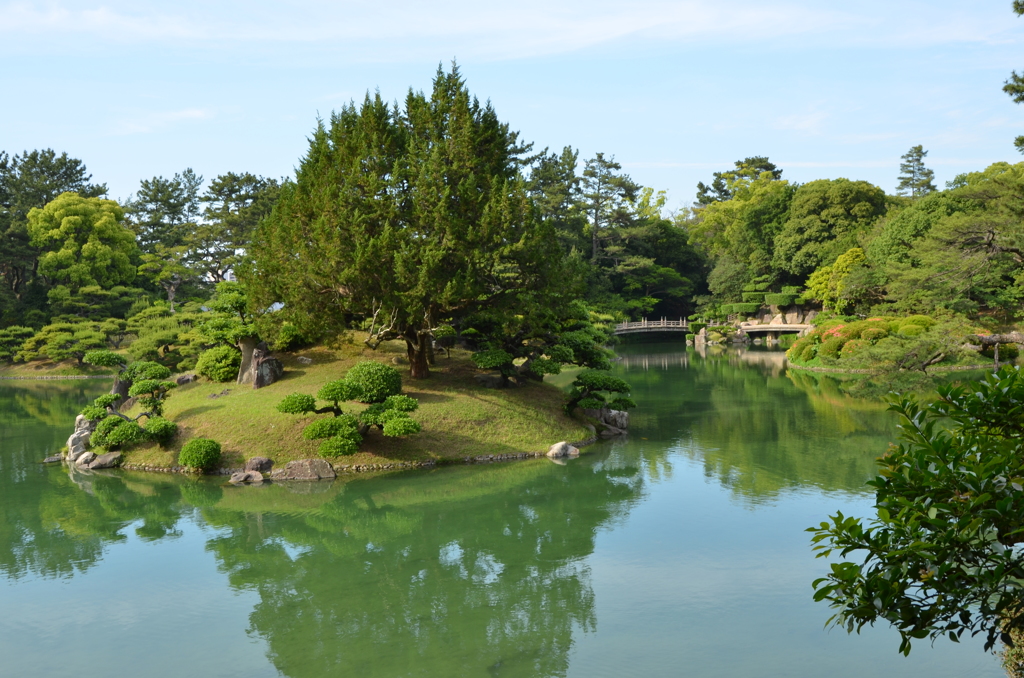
[598,425,626,438]
[253,357,284,389]
[547,441,580,458]
[42,455,62,464]
[245,456,273,473]
[603,409,630,430]
[175,374,197,385]
[74,414,97,434]
[296,356,313,365]
[270,459,336,481]
[76,451,96,467]
[230,470,265,484]
[88,452,122,469]
[581,407,602,421]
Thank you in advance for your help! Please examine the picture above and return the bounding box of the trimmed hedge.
[741,292,765,303]
[764,293,797,307]
[781,286,802,295]
[742,282,770,292]
[688,322,707,334]
[685,333,696,341]
[732,303,761,315]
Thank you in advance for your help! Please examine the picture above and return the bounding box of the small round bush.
[144,417,178,445]
[901,315,936,330]
[840,339,870,359]
[818,337,845,359]
[800,343,816,362]
[179,438,222,472]
[898,325,925,338]
[861,327,887,342]
[384,394,418,412]
[273,323,307,351]
[277,393,316,414]
[982,344,1020,361]
[472,349,514,370]
[196,346,242,382]
[105,420,147,447]
[382,415,421,437]
[345,361,402,403]
[319,435,359,457]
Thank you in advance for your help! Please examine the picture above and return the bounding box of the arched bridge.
[613,318,811,337]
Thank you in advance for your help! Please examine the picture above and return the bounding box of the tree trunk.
[237,336,260,384]
[405,331,431,379]
[110,375,131,406]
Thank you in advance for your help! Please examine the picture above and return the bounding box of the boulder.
[74,414,97,434]
[270,459,336,481]
[547,441,580,458]
[229,470,264,484]
[245,457,274,473]
[296,356,313,365]
[76,451,96,467]
[88,452,122,469]
[581,407,602,421]
[604,409,629,430]
[42,455,62,464]
[598,425,626,438]
[66,431,91,461]
[175,374,197,385]
[805,309,819,324]
[770,313,785,325]
[253,357,284,389]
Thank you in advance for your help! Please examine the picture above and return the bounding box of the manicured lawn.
[124,338,590,470]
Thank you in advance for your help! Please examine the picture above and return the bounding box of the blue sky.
[2,0,1022,209]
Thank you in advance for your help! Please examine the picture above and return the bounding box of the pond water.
[0,346,1003,677]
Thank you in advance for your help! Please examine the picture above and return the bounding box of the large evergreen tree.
[580,153,638,263]
[248,65,571,379]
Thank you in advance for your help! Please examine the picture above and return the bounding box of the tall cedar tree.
[248,65,571,378]
[581,153,639,263]
[896,145,937,198]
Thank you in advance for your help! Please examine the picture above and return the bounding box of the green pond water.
[0,345,1003,677]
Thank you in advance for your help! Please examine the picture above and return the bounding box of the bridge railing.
[614,317,726,333]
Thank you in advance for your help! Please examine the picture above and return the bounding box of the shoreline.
[786,362,991,375]
[1,375,112,380]
[112,435,600,477]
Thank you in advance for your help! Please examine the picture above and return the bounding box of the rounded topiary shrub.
[982,344,1020,361]
[179,438,222,472]
[861,327,888,342]
[144,417,178,445]
[898,324,925,338]
[841,339,870,359]
[345,361,402,403]
[800,343,816,362]
[196,346,242,383]
[818,337,845,359]
[764,293,797,307]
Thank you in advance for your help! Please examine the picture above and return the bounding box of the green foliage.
[317,379,364,405]
[127,378,176,416]
[143,417,177,445]
[896,145,937,198]
[817,337,843,359]
[104,420,146,447]
[732,303,761,315]
[16,321,107,364]
[685,333,696,341]
[179,438,222,471]
[276,393,316,415]
[764,293,796,306]
[122,360,172,382]
[567,370,634,413]
[809,367,1024,654]
[272,322,307,351]
[82,350,126,369]
[318,436,359,457]
[345,361,402,403]
[982,344,1021,361]
[383,415,422,437]
[383,395,418,413]
[471,349,515,372]
[898,324,924,337]
[0,326,34,362]
[303,415,360,441]
[91,415,121,446]
[741,292,765,303]
[80,405,107,421]
[195,345,241,382]
[93,394,120,409]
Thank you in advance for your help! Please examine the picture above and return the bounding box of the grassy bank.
[0,360,115,377]
[122,338,591,471]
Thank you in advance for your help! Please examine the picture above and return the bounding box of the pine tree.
[896,145,936,198]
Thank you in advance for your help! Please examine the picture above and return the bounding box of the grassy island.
[118,338,591,472]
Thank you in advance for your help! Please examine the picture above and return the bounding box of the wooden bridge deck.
[613,318,811,336]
